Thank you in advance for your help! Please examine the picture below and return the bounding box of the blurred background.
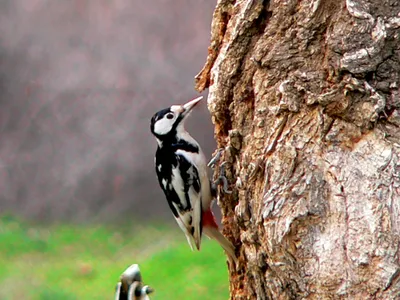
[0,0,216,222]
[0,1,230,299]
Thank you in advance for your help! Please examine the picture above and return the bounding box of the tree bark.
[195,0,400,299]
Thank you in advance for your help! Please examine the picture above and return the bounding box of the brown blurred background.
[0,0,216,222]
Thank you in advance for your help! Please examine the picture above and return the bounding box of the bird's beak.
[142,285,154,295]
[181,96,203,116]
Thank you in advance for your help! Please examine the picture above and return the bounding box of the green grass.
[0,215,230,299]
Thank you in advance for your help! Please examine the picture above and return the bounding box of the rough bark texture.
[195,0,400,299]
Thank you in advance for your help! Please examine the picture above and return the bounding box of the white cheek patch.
[153,117,174,135]
[171,166,187,207]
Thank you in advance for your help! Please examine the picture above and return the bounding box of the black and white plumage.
[150,96,237,263]
[115,264,154,300]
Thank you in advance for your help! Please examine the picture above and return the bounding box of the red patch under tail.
[202,209,219,229]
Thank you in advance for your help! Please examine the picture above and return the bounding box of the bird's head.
[150,96,203,140]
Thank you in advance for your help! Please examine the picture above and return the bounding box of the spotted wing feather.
[155,151,202,250]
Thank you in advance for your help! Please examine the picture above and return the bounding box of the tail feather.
[184,233,197,251]
[203,226,238,265]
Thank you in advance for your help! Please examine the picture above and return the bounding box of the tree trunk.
[195,0,400,299]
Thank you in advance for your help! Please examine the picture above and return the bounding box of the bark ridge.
[196,0,400,299]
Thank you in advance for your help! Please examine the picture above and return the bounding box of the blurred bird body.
[150,97,237,263]
[115,264,153,300]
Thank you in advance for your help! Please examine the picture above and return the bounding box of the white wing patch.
[175,148,213,208]
[161,179,168,189]
[171,167,188,207]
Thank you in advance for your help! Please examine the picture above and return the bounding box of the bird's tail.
[203,226,238,265]
[201,209,238,265]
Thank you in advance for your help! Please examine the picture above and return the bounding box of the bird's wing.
[168,152,202,250]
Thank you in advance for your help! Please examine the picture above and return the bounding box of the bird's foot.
[207,148,224,169]
[212,162,232,195]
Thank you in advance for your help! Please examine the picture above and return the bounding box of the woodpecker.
[150,96,237,263]
[115,264,154,300]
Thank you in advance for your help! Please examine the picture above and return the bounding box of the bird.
[115,264,154,300]
[150,96,237,264]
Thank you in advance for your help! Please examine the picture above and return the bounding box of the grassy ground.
[0,215,230,300]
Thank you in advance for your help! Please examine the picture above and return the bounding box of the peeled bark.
[195,0,400,299]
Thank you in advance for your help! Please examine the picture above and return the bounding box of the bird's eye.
[166,113,174,119]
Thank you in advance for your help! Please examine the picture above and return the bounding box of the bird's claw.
[215,176,232,194]
[208,149,232,194]
[208,148,224,168]
[213,162,232,194]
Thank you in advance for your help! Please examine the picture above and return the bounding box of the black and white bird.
[115,264,154,300]
[150,96,237,263]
